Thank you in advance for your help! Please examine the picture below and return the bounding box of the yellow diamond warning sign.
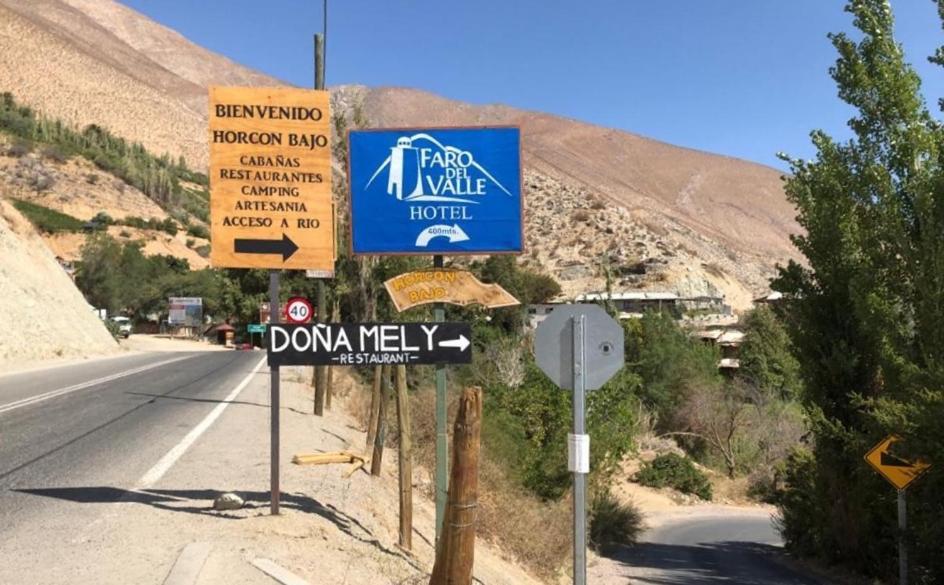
[864,435,930,491]
[209,86,334,272]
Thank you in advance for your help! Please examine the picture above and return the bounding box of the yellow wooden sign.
[384,269,519,312]
[865,435,931,491]
[209,86,334,272]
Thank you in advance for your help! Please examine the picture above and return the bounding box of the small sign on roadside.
[384,269,519,312]
[267,322,472,367]
[865,435,930,491]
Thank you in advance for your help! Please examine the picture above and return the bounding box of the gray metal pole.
[313,32,328,416]
[898,489,908,585]
[269,270,281,515]
[434,254,448,545]
[572,314,587,585]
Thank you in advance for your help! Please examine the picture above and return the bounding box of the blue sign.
[348,127,522,255]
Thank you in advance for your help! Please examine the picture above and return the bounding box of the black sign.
[267,322,472,367]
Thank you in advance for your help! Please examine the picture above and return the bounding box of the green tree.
[626,311,720,427]
[75,233,123,313]
[737,306,802,401]
[773,1,944,579]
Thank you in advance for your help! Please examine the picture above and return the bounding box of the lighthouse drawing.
[386,137,423,200]
[365,132,513,204]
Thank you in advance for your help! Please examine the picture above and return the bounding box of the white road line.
[0,355,195,415]
[136,356,267,489]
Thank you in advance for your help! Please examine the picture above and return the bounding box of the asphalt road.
[0,350,265,554]
[609,513,828,585]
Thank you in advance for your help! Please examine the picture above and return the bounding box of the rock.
[213,492,244,511]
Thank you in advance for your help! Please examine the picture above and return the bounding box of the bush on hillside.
[589,490,644,553]
[186,224,209,239]
[635,453,713,500]
[6,139,31,157]
[11,198,84,233]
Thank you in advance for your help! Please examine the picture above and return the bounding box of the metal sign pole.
[572,314,587,585]
[898,489,908,585]
[269,270,281,515]
[313,31,329,417]
[434,254,448,545]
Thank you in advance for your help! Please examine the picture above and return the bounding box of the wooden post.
[370,364,390,476]
[366,364,382,449]
[325,299,340,410]
[396,364,413,551]
[429,386,482,585]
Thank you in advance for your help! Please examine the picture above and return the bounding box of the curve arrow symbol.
[438,334,470,352]
[234,233,299,261]
[415,224,470,248]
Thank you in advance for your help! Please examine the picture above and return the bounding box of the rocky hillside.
[0,198,116,366]
[0,0,801,310]
[0,0,278,169]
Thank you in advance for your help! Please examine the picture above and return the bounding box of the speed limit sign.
[284,296,314,324]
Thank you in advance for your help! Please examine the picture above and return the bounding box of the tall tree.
[774,0,944,579]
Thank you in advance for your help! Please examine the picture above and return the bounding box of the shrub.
[10,198,84,233]
[186,224,209,239]
[41,145,67,164]
[92,211,114,226]
[164,218,178,236]
[635,453,713,500]
[30,173,55,192]
[85,173,99,185]
[573,209,591,222]
[589,490,644,552]
[195,244,210,258]
[6,139,31,157]
[103,318,123,340]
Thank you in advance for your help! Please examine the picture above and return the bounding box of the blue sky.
[119,1,944,170]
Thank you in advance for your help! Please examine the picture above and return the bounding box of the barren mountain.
[0,0,801,310]
[0,0,279,168]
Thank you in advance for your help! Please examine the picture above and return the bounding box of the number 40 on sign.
[284,296,313,324]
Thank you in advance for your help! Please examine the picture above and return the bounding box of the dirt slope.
[0,199,116,365]
[0,0,801,308]
[0,0,279,169]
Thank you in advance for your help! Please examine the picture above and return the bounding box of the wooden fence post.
[370,364,390,476]
[325,300,340,410]
[366,365,383,449]
[429,386,482,585]
[396,364,413,551]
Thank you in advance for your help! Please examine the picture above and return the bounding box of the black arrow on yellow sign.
[234,234,299,261]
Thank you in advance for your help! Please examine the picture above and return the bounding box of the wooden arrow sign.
[384,269,519,312]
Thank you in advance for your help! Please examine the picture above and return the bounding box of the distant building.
[695,325,745,373]
[575,291,679,319]
[526,302,566,329]
[753,291,784,306]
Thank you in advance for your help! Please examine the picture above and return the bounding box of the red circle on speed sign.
[284,296,313,324]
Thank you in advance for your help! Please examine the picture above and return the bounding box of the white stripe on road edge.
[162,542,212,585]
[0,355,194,415]
[251,558,311,585]
[137,356,267,489]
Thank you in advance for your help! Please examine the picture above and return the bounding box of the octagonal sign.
[534,304,624,390]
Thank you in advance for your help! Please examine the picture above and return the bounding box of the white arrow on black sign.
[267,322,473,367]
[438,335,470,351]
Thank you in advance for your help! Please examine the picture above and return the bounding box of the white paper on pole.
[568,433,590,474]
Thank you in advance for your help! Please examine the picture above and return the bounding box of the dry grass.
[344,380,571,583]
[415,385,572,582]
